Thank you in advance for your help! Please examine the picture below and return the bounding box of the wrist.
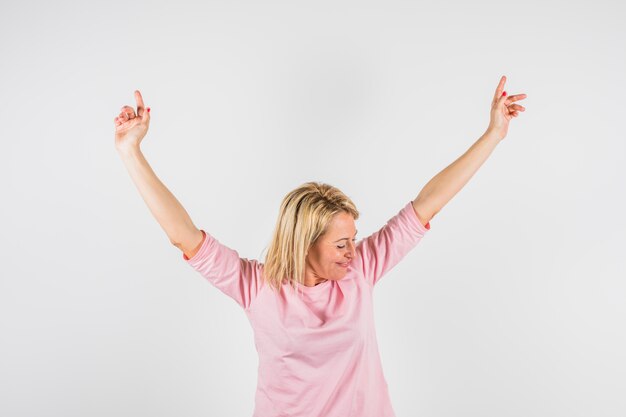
[117,144,142,159]
[482,128,502,143]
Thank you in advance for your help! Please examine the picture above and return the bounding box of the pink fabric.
[184,201,430,417]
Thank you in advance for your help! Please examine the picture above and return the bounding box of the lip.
[337,262,351,268]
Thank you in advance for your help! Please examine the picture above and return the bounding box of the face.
[304,211,357,286]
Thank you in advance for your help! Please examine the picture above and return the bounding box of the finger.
[492,75,506,104]
[120,105,136,118]
[508,104,525,112]
[135,90,145,116]
[505,94,527,104]
[496,90,508,108]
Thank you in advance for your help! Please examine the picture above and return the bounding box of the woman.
[113,76,526,417]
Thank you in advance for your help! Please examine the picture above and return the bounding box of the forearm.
[413,129,500,220]
[118,146,197,245]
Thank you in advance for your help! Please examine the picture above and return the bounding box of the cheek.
[329,251,344,264]
[318,249,337,265]
[310,249,339,267]
[327,248,340,258]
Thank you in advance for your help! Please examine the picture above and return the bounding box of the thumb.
[142,105,151,124]
[495,90,507,108]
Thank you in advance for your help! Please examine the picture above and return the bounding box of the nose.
[345,241,355,259]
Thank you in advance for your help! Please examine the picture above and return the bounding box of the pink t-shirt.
[184,201,430,417]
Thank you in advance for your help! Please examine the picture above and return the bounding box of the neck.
[303,267,327,287]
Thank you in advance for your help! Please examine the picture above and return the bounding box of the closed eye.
[337,238,357,249]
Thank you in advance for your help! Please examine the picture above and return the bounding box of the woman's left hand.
[487,76,527,141]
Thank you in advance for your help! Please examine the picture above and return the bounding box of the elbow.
[169,234,182,247]
[172,229,206,258]
[412,198,438,226]
[169,226,203,248]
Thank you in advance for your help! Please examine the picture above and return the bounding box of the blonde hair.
[262,182,359,294]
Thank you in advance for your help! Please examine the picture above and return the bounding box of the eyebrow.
[334,230,358,243]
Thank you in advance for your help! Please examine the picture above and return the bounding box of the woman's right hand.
[114,90,151,153]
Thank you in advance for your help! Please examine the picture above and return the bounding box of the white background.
[1,0,625,416]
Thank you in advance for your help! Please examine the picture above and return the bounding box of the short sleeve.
[354,201,430,287]
[183,229,263,310]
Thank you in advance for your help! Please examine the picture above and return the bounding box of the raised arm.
[412,76,527,224]
[114,90,203,256]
